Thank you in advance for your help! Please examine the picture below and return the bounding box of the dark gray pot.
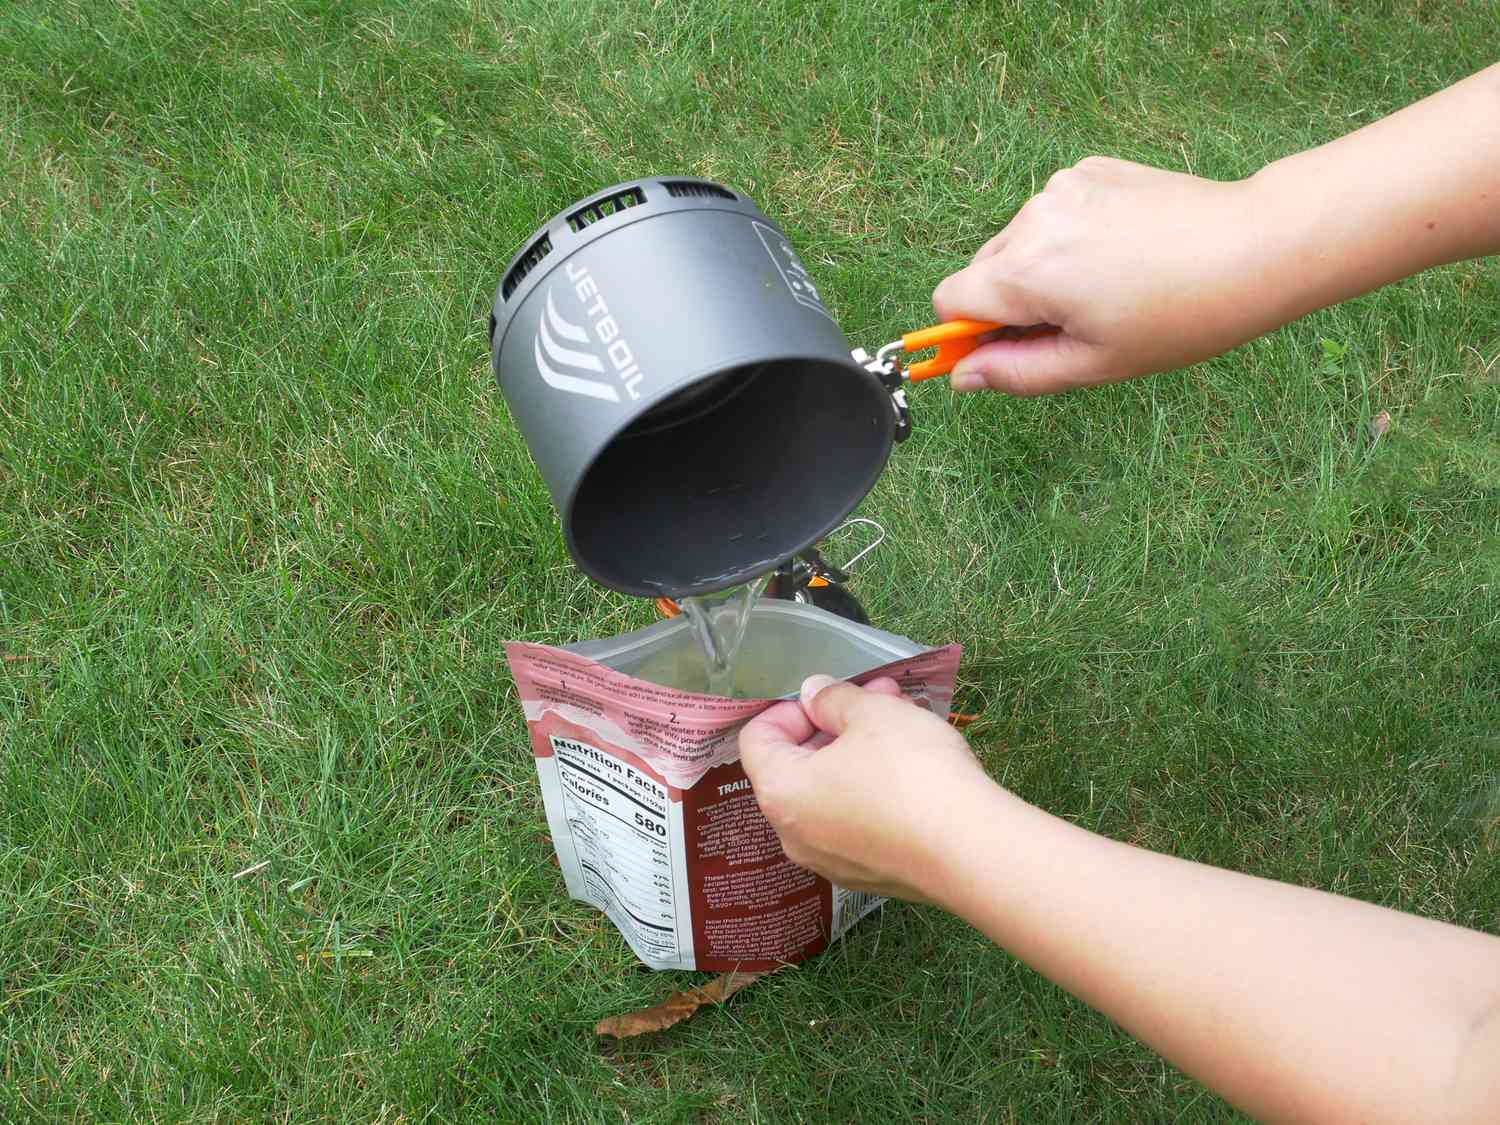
[490,177,896,597]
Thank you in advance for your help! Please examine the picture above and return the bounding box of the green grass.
[2,0,1498,1119]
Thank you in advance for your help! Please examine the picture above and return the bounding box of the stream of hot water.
[677,573,772,697]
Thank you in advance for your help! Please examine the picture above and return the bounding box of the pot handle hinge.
[851,347,912,443]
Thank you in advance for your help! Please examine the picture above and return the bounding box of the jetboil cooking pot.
[489,176,1007,597]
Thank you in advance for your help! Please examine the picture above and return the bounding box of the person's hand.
[933,157,1294,395]
[737,674,997,902]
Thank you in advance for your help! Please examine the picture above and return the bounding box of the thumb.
[932,259,1113,396]
[738,699,814,789]
[950,333,1113,396]
[799,674,890,737]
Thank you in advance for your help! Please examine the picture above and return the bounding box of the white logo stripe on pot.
[533,335,620,403]
[545,289,592,345]
[538,306,605,373]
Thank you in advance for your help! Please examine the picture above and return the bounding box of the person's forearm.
[934,783,1500,1123]
[1252,62,1500,331]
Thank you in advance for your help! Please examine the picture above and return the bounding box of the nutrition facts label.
[550,736,680,963]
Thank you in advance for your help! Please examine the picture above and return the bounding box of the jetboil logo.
[533,262,645,403]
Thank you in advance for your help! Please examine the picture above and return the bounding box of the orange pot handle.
[899,320,1004,381]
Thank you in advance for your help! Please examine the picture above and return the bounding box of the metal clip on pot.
[876,318,1010,381]
[857,318,1065,440]
[854,319,1007,442]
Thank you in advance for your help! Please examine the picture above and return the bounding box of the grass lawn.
[3,1,1499,1120]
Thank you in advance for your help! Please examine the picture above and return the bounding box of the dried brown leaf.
[595,968,777,1039]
